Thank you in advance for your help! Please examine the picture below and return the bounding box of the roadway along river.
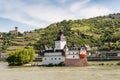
[0,62,120,80]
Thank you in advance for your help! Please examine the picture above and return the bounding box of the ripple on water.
[0,62,120,80]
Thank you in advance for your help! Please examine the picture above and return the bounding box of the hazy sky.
[0,0,119,32]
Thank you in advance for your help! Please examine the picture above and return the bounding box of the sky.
[0,0,119,32]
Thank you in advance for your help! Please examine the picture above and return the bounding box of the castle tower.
[55,30,66,50]
[15,26,18,35]
[15,26,18,31]
[9,26,18,35]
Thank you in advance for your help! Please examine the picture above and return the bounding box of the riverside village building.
[42,30,88,66]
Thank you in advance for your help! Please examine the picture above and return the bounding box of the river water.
[0,62,120,80]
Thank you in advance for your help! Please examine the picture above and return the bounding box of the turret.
[55,30,66,50]
[15,26,18,35]
[15,26,18,31]
[56,30,66,41]
[79,47,87,58]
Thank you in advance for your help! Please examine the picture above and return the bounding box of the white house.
[42,30,66,65]
[42,50,65,65]
[42,30,88,66]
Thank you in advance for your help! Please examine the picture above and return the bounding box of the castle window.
[44,58,46,60]
[55,58,57,60]
[51,58,53,60]
[59,58,61,60]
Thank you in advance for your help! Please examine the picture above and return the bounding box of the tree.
[1,33,10,52]
[7,49,35,65]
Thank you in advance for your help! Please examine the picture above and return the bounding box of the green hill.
[1,13,120,54]
[0,31,40,53]
[34,13,120,52]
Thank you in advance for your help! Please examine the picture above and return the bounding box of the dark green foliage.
[7,49,35,66]
[57,62,65,66]
[116,62,120,65]
[1,33,11,52]
[46,62,65,67]
[47,63,54,67]
[99,63,105,65]
[34,13,120,53]
[18,32,23,37]
[24,37,30,41]
[1,13,120,54]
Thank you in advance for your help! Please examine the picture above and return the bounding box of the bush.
[47,62,65,67]
[116,62,120,65]
[7,49,35,66]
[106,63,109,65]
[110,63,114,65]
[58,62,65,66]
[99,63,105,65]
[47,63,54,67]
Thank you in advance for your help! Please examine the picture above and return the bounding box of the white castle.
[42,30,88,66]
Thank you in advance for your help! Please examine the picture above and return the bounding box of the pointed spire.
[59,30,64,35]
[56,30,66,41]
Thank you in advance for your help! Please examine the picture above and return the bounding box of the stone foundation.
[65,58,88,66]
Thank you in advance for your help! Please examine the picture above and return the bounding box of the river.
[0,62,120,80]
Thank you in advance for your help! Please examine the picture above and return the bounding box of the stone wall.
[65,58,88,66]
